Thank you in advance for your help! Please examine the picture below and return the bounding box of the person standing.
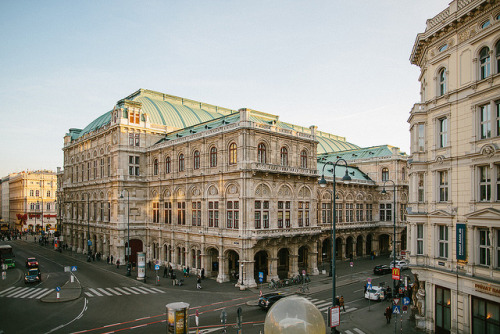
[111,255,114,264]
[384,306,392,324]
[197,276,202,289]
[339,296,345,312]
[163,266,168,278]
[201,268,205,279]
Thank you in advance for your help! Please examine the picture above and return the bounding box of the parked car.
[26,257,39,268]
[258,293,285,310]
[390,260,408,270]
[364,286,386,301]
[373,264,391,275]
[4,258,15,269]
[25,268,42,284]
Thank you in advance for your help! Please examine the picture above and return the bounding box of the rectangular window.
[479,166,491,201]
[191,201,201,226]
[480,104,491,139]
[417,224,424,255]
[128,155,140,176]
[336,203,343,223]
[435,286,451,333]
[164,202,172,224]
[93,160,97,179]
[497,101,500,136]
[30,190,34,197]
[366,204,372,221]
[107,202,110,221]
[321,203,331,224]
[47,190,51,197]
[439,117,448,148]
[255,201,261,229]
[135,134,140,147]
[345,203,354,222]
[100,202,104,221]
[129,133,134,146]
[87,162,90,180]
[100,158,104,178]
[497,165,500,201]
[297,201,309,227]
[277,201,290,228]
[497,230,500,269]
[438,225,449,258]
[93,202,97,221]
[356,204,363,221]
[472,296,500,334]
[418,173,425,202]
[254,201,269,229]
[177,202,185,225]
[107,157,111,177]
[153,202,159,223]
[226,201,239,229]
[439,170,449,202]
[479,229,491,266]
[380,203,392,221]
[418,123,425,151]
[208,201,219,227]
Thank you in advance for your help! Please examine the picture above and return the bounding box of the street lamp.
[318,158,351,333]
[381,180,397,295]
[86,193,91,262]
[120,189,131,276]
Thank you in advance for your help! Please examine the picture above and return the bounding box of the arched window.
[258,143,266,164]
[496,40,500,74]
[438,68,446,96]
[193,150,200,170]
[300,150,307,168]
[210,147,217,167]
[153,159,158,175]
[165,156,171,174]
[179,154,185,172]
[402,167,406,181]
[382,168,389,181]
[280,147,288,166]
[479,47,490,79]
[229,143,237,165]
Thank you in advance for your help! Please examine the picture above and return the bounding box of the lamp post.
[319,158,351,333]
[120,189,131,276]
[381,180,397,295]
[86,193,91,262]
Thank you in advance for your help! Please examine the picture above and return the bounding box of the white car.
[365,286,386,301]
[390,260,409,270]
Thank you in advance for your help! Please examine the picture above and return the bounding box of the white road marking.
[122,287,140,294]
[106,288,122,295]
[28,288,50,299]
[0,286,17,296]
[98,288,113,296]
[36,289,54,299]
[89,288,103,296]
[353,328,365,334]
[85,292,93,297]
[113,287,130,295]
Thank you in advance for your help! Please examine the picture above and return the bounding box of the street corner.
[0,268,23,288]
[40,280,82,303]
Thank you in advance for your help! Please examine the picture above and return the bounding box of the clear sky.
[0,0,450,177]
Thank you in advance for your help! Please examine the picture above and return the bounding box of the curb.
[40,280,82,303]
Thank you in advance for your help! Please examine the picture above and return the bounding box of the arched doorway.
[321,238,332,273]
[346,237,354,259]
[277,248,290,279]
[356,235,363,256]
[378,234,390,255]
[366,234,373,255]
[226,250,239,280]
[126,239,143,266]
[206,247,219,277]
[335,237,342,259]
[298,246,308,272]
[254,250,268,282]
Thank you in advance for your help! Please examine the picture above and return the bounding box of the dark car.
[258,293,285,310]
[373,264,391,275]
[26,257,39,268]
[25,268,42,284]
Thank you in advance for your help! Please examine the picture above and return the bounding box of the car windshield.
[28,269,38,275]
[368,289,378,293]
[5,259,13,263]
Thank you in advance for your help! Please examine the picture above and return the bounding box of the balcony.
[410,103,426,115]
[250,163,317,177]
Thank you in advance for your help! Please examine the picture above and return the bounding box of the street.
[1,237,422,334]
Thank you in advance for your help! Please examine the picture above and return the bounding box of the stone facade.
[408,0,500,332]
[60,89,408,288]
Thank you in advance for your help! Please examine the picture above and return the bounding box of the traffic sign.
[403,297,410,306]
[329,306,340,327]
[56,286,61,292]
[349,262,353,267]
[302,270,306,275]
[392,267,400,280]
[258,272,264,283]
[367,278,371,283]
[87,240,92,246]
[392,306,401,314]
[154,264,160,271]
[402,305,408,313]
[393,298,400,305]
[71,266,77,272]
[367,282,372,290]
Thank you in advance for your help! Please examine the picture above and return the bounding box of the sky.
[0,0,451,177]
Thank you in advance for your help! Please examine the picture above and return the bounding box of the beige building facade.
[60,89,408,288]
[408,0,500,333]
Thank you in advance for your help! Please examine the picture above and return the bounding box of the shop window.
[472,296,500,333]
[435,286,451,333]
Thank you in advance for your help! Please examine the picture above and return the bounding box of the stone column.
[217,254,228,283]
[308,249,319,275]
[268,257,279,281]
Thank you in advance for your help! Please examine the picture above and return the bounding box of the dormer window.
[129,111,140,124]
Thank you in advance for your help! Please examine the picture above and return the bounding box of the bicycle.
[298,284,310,293]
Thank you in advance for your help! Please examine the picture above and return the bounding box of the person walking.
[384,306,392,324]
[197,276,202,289]
[111,255,114,264]
[163,266,168,278]
[201,268,205,279]
[339,296,345,312]
[116,259,120,269]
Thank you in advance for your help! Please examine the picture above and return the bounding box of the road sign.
[71,266,77,272]
[392,267,400,280]
[402,305,408,313]
[367,282,372,290]
[56,286,61,292]
[155,264,160,271]
[258,271,264,283]
[350,262,353,267]
[195,309,199,326]
[329,306,340,328]
[302,270,306,275]
[403,297,410,306]
[367,278,371,283]
[393,298,400,305]
[87,240,92,246]
[392,306,401,314]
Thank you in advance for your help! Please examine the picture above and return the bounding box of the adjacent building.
[408,0,500,332]
[60,88,408,288]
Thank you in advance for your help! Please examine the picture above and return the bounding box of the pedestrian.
[163,266,168,278]
[186,266,190,277]
[116,259,120,269]
[111,255,114,264]
[339,296,345,312]
[183,267,187,277]
[107,256,110,264]
[201,268,205,280]
[197,276,202,289]
[172,272,177,286]
[384,306,392,324]
[364,283,367,294]
[148,260,151,270]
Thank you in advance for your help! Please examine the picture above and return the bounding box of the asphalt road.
[1,237,421,334]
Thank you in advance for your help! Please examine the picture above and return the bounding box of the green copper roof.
[317,145,405,161]
[77,112,112,139]
[317,160,373,182]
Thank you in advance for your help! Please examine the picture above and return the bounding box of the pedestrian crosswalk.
[0,286,54,299]
[84,286,165,297]
[303,296,358,314]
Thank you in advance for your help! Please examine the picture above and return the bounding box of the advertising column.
[166,302,190,334]
[137,252,145,281]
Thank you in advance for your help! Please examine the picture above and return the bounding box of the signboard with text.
[456,223,467,261]
[329,306,340,327]
[392,267,400,280]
